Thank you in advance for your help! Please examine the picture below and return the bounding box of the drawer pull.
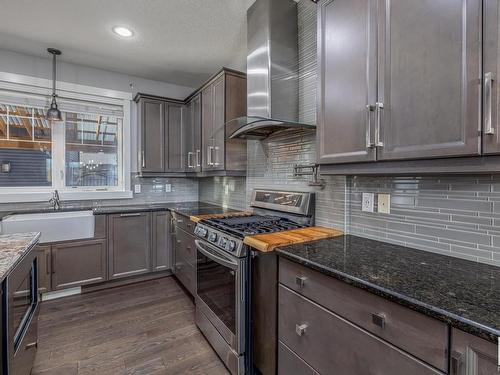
[371,313,386,329]
[120,213,142,217]
[25,341,38,350]
[177,219,184,224]
[295,323,308,336]
[295,275,307,288]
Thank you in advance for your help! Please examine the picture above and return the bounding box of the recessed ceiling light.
[112,26,134,38]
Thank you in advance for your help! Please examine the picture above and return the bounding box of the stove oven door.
[195,239,246,355]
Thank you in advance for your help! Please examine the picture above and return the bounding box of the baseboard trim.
[42,287,81,301]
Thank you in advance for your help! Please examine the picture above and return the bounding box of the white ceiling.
[0,0,254,88]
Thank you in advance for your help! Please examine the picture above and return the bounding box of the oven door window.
[197,251,237,335]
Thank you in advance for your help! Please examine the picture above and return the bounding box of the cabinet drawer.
[279,285,443,375]
[174,252,195,296]
[278,341,319,375]
[175,227,196,265]
[279,258,448,372]
[172,212,195,235]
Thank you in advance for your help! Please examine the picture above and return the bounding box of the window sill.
[0,190,133,203]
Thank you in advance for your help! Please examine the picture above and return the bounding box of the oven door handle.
[195,240,239,269]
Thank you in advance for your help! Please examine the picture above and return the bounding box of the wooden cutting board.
[190,211,250,223]
[243,226,343,252]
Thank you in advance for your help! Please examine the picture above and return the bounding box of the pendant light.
[46,48,63,122]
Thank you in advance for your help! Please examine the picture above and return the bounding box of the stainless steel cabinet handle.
[25,341,38,350]
[375,102,384,147]
[176,219,184,224]
[295,323,308,336]
[295,275,307,288]
[214,146,219,166]
[371,313,386,329]
[196,149,201,167]
[210,146,215,166]
[207,146,212,166]
[120,213,142,217]
[187,152,194,168]
[366,104,375,148]
[141,150,145,168]
[485,72,495,135]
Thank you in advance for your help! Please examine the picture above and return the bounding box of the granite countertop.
[0,232,40,282]
[276,235,500,343]
[0,202,235,219]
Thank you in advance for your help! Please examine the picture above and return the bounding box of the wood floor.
[33,277,230,375]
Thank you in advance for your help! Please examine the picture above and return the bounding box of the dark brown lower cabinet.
[278,285,443,375]
[36,245,52,293]
[108,212,151,280]
[451,328,498,375]
[52,240,107,290]
[172,224,196,296]
[152,211,171,272]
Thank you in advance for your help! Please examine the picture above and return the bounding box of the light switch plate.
[134,184,141,194]
[362,193,375,212]
[165,184,172,193]
[378,193,391,214]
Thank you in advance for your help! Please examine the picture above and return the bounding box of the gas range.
[194,189,314,258]
[194,214,307,257]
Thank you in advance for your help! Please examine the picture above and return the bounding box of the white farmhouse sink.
[2,210,95,243]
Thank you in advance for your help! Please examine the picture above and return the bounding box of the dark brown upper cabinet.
[317,0,377,165]
[317,0,497,174]
[135,68,246,177]
[184,93,202,172]
[139,98,165,173]
[201,70,247,174]
[483,0,500,154]
[136,94,186,176]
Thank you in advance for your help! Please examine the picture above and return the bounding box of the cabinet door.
[37,245,51,293]
[166,103,185,172]
[141,99,165,172]
[484,0,500,154]
[377,0,481,160]
[317,0,377,164]
[52,240,107,290]
[108,212,151,279]
[191,94,202,171]
[212,75,226,171]
[451,328,498,375]
[152,211,171,272]
[202,85,214,170]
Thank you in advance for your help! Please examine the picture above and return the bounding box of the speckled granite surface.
[276,235,500,343]
[0,232,40,282]
[0,202,234,219]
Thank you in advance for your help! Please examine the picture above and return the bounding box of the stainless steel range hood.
[227,0,316,140]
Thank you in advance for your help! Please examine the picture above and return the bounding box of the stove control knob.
[200,228,208,238]
[208,232,218,243]
[228,240,236,252]
[219,237,228,248]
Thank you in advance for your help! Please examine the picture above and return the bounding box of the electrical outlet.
[165,184,172,193]
[378,194,391,214]
[134,184,141,194]
[362,193,375,212]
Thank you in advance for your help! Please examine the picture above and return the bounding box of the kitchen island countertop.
[276,234,500,343]
[0,232,40,282]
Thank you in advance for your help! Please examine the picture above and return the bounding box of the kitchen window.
[0,73,132,202]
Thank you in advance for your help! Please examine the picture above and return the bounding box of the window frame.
[0,72,132,202]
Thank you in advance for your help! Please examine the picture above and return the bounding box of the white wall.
[0,48,195,172]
